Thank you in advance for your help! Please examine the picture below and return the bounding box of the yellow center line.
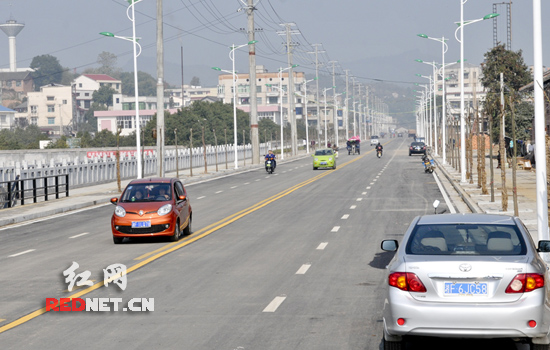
[0,153,366,335]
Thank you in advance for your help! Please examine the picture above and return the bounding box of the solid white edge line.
[296,264,311,274]
[263,296,286,312]
[9,249,35,257]
[433,171,456,214]
[69,232,90,239]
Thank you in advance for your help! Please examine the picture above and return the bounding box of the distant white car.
[370,136,379,146]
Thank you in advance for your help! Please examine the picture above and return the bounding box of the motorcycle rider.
[375,142,383,155]
[265,150,276,170]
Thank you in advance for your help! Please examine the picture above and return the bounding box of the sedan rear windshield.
[411,142,425,147]
[405,224,527,255]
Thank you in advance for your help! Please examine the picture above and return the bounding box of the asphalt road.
[0,138,529,349]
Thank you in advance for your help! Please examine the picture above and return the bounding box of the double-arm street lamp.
[100,0,144,178]
[418,33,448,163]
[212,67,239,169]
[456,1,499,182]
[415,60,438,155]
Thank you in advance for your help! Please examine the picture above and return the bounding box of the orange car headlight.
[114,206,126,217]
[157,204,172,216]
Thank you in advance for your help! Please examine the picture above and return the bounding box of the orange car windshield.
[121,184,171,202]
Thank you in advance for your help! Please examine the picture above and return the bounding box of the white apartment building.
[436,62,486,121]
[165,86,220,108]
[73,74,122,110]
[0,105,16,130]
[214,66,327,126]
[26,84,74,136]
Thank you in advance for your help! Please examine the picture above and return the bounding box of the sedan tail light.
[505,273,545,293]
[388,272,427,292]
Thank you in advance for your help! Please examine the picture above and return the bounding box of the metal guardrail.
[0,174,69,208]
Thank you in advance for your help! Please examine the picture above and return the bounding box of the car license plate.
[320,162,327,165]
[444,282,487,295]
[132,220,151,228]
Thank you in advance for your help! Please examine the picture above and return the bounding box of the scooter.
[422,155,435,173]
[265,160,274,174]
[376,149,383,158]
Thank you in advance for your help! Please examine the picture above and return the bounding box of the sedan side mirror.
[381,240,398,252]
[110,197,119,205]
[537,240,550,253]
[178,195,187,201]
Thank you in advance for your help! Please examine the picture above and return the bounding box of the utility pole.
[278,23,299,156]
[309,44,324,148]
[245,0,260,164]
[156,0,165,177]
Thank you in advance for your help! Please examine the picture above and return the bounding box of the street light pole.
[302,77,318,154]
[533,0,549,241]
[323,87,334,147]
[212,67,239,169]
[455,3,499,182]
[99,0,144,178]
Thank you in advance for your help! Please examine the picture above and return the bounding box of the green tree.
[30,54,64,90]
[119,71,156,96]
[45,136,69,149]
[190,76,201,87]
[481,44,532,141]
[92,85,117,107]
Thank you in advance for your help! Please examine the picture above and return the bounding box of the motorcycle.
[422,155,435,173]
[376,148,383,158]
[265,159,274,174]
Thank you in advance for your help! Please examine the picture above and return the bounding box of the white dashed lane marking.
[317,242,328,250]
[296,264,311,274]
[69,232,89,239]
[263,296,286,312]
[9,249,35,257]
[331,226,340,232]
[350,205,357,209]
[341,214,349,219]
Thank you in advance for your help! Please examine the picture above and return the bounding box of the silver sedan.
[381,213,550,350]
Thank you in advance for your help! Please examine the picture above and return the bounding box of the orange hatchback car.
[110,177,192,244]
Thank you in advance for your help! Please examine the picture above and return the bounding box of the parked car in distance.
[110,177,192,244]
[312,148,336,170]
[370,135,379,146]
[409,142,427,156]
[381,213,550,350]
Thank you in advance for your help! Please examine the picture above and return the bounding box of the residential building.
[166,86,218,107]
[72,74,122,111]
[0,71,34,107]
[94,108,178,137]
[0,105,16,130]
[26,84,74,136]
[438,62,486,122]
[214,66,326,126]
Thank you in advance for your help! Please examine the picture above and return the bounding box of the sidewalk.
[0,152,308,228]
[433,151,540,239]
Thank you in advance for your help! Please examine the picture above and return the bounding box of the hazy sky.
[0,0,548,88]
